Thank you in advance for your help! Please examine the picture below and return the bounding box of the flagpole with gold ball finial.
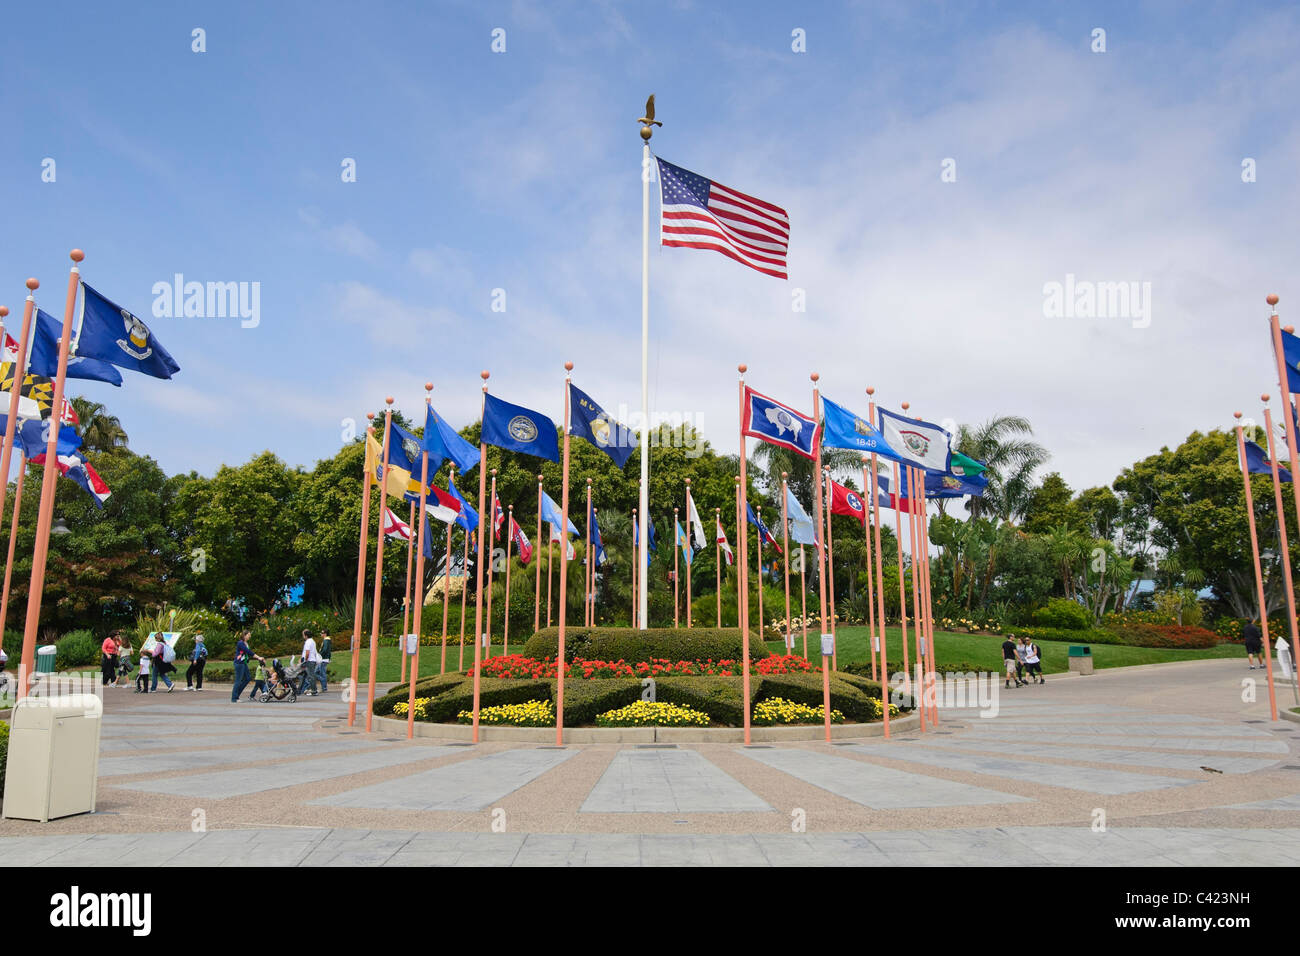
[637,95,661,630]
[0,281,39,531]
[347,412,376,726]
[1235,410,1281,718]
[364,396,395,731]
[406,381,434,737]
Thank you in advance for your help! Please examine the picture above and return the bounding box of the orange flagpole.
[867,388,890,737]
[717,504,728,632]
[0,285,39,541]
[18,252,82,701]
[920,498,939,725]
[685,480,694,627]
[457,527,469,672]
[799,547,808,661]
[810,374,831,742]
[485,469,498,659]
[631,508,637,625]
[547,526,554,628]
[861,456,879,681]
[347,413,376,726]
[905,461,926,732]
[891,457,911,692]
[673,507,680,628]
[0,453,27,642]
[822,470,837,672]
[781,473,792,655]
[440,466,454,675]
[535,475,543,634]
[406,382,434,737]
[363,397,395,731]
[470,371,490,741]
[555,362,575,745]
[755,504,765,645]
[1236,411,1279,720]
[1260,400,1290,719]
[503,505,514,656]
[584,479,592,626]
[736,365,752,745]
[400,498,415,685]
[1267,298,1300,546]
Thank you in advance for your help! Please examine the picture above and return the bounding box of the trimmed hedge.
[416,678,551,724]
[757,672,890,723]
[552,678,642,725]
[521,627,761,665]
[377,672,470,714]
[656,675,751,725]
[1108,624,1219,649]
[1015,626,1121,646]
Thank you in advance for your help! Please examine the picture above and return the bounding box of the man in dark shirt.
[1243,620,1264,670]
[1002,634,1025,688]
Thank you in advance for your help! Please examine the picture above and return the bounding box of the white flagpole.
[637,96,659,630]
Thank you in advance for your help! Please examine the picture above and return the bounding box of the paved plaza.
[3,657,1300,865]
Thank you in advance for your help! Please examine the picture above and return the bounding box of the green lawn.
[324,625,1248,684]
[765,625,1246,674]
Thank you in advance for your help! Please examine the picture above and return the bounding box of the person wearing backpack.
[150,639,176,693]
[1020,635,1044,684]
[186,632,209,690]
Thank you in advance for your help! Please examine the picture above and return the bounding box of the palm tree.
[70,397,128,454]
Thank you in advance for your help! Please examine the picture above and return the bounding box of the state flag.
[481,393,558,462]
[784,487,818,547]
[1278,327,1300,394]
[446,475,479,532]
[821,395,903,462]
[510,515,533,564]
[1245,441,1293,482]
[31,450,110,507]
[383,507,412,542]
[716,518,733,566]
[828,479,868,525]
[76,282,180,379]
[746,503,782,553]
[1,416,82,459]
[675,520,693,564]
[686,496,707,549]
[31,309,123,386]
[742,386,819,460]
[877,408,952,473]
[423,404,479,475]
[569,383,635,468]
[540,490,579,537]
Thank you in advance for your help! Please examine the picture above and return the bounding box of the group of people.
[98,631,211,693]
[1001,633,1045,687]
[229,628,332,703]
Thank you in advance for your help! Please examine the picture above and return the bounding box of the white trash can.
[2,693,102,822]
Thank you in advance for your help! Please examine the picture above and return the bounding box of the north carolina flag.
[716,518,733,566]
[383,506,412,541]
[31,451,111,507]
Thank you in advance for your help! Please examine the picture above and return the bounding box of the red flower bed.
[473,653,816,680]
[1112,624,1220,649]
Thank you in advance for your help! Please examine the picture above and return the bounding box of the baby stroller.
[260,658,299,702]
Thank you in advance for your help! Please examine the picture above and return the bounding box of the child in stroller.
[260,658,300,702]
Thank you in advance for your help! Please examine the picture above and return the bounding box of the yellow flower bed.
[457,700,555,726]
[863,697,901,720]
[595,701,710,727]
[752,697,845,725]
[391,697,432,720]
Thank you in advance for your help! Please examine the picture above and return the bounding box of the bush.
[378,671,469,714]
[419,678,552,724]
[522,627,762,665]
[1031,598,1092,631]
[55,631,99,669]
[554,678,642,725]
[758,671,892,722]
[596,701,710,727]
[1109,623,1219,649]
[656,675,750,725]
[1015,626,1121,645]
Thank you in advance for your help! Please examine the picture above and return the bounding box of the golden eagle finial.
[638,94,662,141]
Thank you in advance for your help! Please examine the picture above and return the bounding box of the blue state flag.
[784,487,817,546]
[481,393,559,462]
[741,386,818,459]
[821,395,903,462]
[1280,328,1300,395]
[385,420,423,475]
[568,383,635,468]
[746,503,782,552]
[541,490,579,536]
[424,405,479,475]
[675,520,693,564]
[0,416,82,459]
[76,282,180,379]
[447,476,479,532]
[589,504,607,565]
[1245,441,1293,482]
[31,309,123,386]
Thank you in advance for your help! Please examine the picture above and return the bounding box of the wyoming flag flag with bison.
[740,386,819,460]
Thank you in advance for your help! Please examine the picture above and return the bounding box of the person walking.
[100,631,121,687]
[1020,635,1044,684]
[298,629,321,696]
[135,648,152,693]
[1243,620,1264,670]
[1002,633,1025,688]
[231,631,259,702]
[316,629,331,694]
[115,639,133,687]
[186,632,208,690]
[150,639,176,693]
[249,658,269,700]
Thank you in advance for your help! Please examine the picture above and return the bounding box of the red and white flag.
[2,334,18,364]
[716,518,733,566]
[510,516,533,565]
[31,451,111,507]
[424,485,462,525]
[382,506,412,541]
[829,479,868,526]
[656,157,789,280]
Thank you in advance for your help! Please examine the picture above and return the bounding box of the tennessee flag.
[716,518,733,566]
[829,479,869,525]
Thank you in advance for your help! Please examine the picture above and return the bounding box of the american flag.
[656,157,789,279]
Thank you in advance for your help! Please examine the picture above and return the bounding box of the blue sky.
[2,0,1297,490]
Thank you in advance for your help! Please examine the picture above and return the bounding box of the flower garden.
[372,626,904,730]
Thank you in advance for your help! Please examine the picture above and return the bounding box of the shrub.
[1031,598,1092,631]
[596,701,710,727]
[655,676,750,725]
[758,671,891,722]
[55,631,99,669]
[1109,623,1219,649]
[522,627,762,665]
[554,678,642,725]
[1015,626,1121,645]
[378,671,468,714]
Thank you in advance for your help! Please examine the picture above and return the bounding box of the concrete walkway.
[3,657,1299,865]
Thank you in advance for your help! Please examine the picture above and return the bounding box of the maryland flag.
[0,362,78,424]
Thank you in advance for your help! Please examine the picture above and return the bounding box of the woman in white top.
[299,629,321,695]
[1020,636,1044,684]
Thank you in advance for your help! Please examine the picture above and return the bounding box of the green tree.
[69,397,129,454]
